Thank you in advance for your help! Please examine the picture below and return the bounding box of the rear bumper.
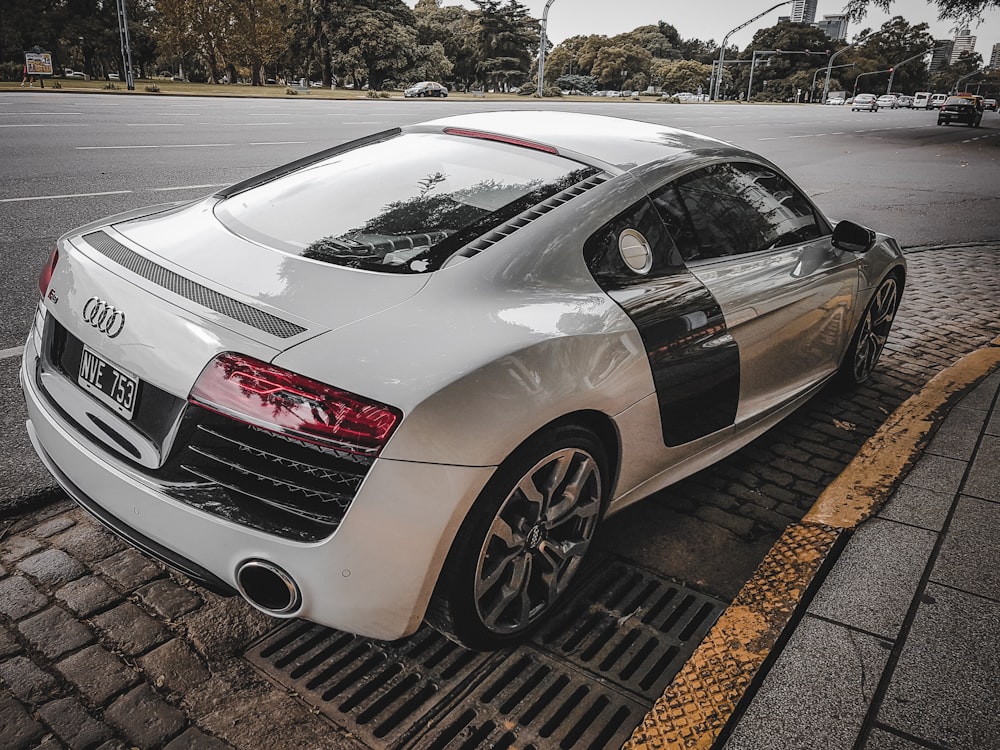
[20,333,495,640]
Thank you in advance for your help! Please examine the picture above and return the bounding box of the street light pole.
[812,63,853,102]
[886,50,931,94]
[536,0,556,98]
[115,0,135,90]
[821,37,866,104]
[712,0,792,101]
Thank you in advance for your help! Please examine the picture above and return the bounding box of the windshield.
[943,97,974,106]
[215,132,596,274]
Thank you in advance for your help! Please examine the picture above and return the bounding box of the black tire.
[838,273,902,387]
[426,423,608,649]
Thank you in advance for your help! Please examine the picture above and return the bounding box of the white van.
[913,92,931,109]
[929,93,948,109]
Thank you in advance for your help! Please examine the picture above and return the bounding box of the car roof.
[407,111,736,171]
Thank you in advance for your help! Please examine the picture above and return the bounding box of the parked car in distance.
[876,94,898,109]
[852,93,879,111]
[937,95,984,127]
[825,95,845,105]
[64,70,86,79]
[404,81,448,98]
[929,93,948,108]
[913,92,931,109]
[896,95,914,108]
[984,98,998,111]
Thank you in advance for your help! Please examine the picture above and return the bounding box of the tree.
[469,0,537,91]
[853,16,934,93]
[845,0,1000,23]
[737,21,836,101]
[651,59,712,94]
[332,1,418,89]
[590,44,651,90]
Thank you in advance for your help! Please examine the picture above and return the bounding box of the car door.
[583,196,740,447]
[649,162,859,423]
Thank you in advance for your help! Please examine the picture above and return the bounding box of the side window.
[653,163,824,261]
[583,196,683,287]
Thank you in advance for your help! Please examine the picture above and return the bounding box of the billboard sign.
[24,52,54,76]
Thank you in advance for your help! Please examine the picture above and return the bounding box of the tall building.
[950,28,977,64]
[930,40,954,72]
[790,0,818,24]
[989,42,1000,69]
[814,14,849,41]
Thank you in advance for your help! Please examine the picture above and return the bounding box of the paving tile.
[0,655,60,703]
[878,583,1000,750]
[0,624,21,658]
[48,520,126,564]
[924,404,988,460]
[105,685,186,748]
[723,616,892,750]
[28,514,77,539]
[163,727,234,750]
[808,518,936,639]
[0,692,45,750]
[930,495,1000,600]
[863,728,929,749]
[56,645,139,705]
[18,607,95,660]
[94,549,163,591]
[0,535,43,563]
[91,602,170,657]
[139,639,211,694]
[17,548,87,587]
[0,576,48,620]
[55,575,123,617]
[36,697,114,748]
[899,454,966,496]
[876,484,951,532]
[963,435,1000,503]
[135,579,202,620]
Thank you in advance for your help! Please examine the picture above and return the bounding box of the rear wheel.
[838,274,901,386]
[427,424,607,649]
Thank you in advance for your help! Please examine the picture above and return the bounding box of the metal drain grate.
[245,558,726,749]
[407,650,647,750]
[246,621,494,747]
[535,559,725,701]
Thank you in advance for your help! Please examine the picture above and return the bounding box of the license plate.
[77,345,139,420]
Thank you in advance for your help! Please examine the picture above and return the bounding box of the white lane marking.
[149,183,227,192]
[0,123,88,128]
[0,190,132,203]
[77,141,307,150]
[1,346,25,360]
[77,143,233,149]
[0,112,82,116]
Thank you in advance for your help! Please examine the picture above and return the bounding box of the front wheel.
[838,274,901,386]
[426,424,608,649]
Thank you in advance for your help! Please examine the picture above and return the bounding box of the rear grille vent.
[81,230,307,339]
[452,173,609,261]
[162,409,370,541]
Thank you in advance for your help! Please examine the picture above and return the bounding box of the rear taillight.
[189,353,401,456]
[38,247,59,297]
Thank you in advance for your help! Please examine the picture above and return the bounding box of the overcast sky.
[415,1,1000,57]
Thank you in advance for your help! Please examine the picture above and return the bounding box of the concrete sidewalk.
[724,368,1000,749]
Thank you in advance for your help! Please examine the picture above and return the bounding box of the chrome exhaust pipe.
[235,560,301,615]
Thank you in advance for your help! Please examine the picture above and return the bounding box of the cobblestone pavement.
[2,245,1000,749]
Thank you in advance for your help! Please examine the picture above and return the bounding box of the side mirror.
[832,220,876,253]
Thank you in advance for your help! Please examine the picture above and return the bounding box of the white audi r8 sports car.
[21,111,905,649]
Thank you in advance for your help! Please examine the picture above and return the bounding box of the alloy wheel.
[473,447,602,635]
[852,276,899,382]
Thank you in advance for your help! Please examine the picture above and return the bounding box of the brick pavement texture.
[0,502,360,749]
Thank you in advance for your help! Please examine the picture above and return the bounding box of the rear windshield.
[943,96,974,106]
[215,132,596,274]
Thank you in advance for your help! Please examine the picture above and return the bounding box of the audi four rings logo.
[82,297,126,338]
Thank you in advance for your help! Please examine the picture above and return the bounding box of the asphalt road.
[1,92,998,515]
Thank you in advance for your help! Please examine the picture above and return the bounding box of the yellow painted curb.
[806,340,1000,529]
[623,337,1000,750]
